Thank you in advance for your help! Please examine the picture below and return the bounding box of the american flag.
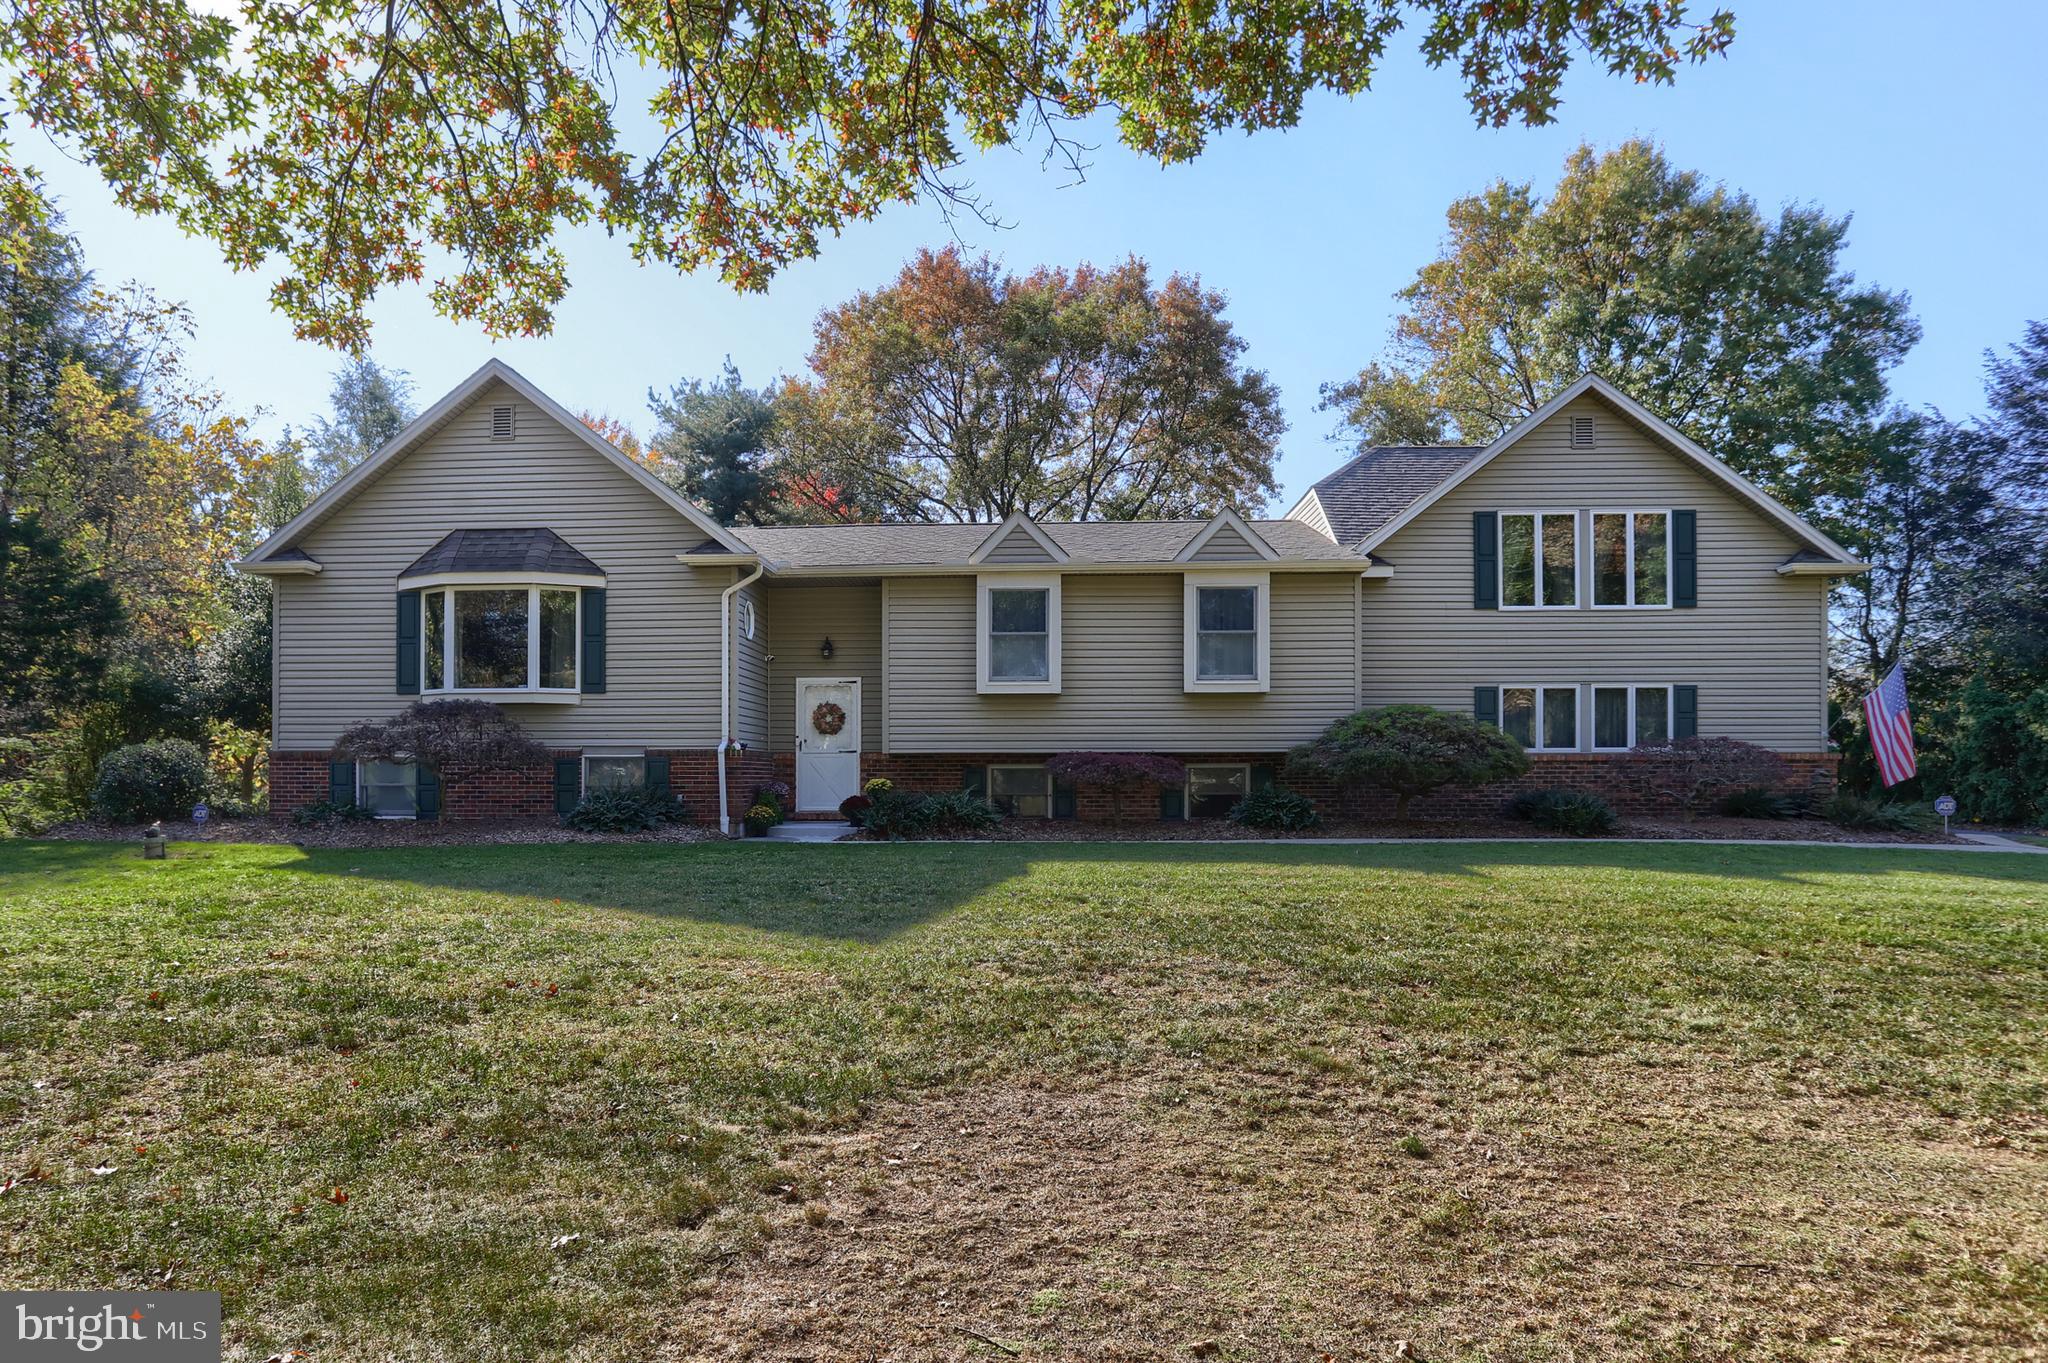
[1862,663,1917,787]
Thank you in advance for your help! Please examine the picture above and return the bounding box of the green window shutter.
[1251,764,1276,792]
[1674,685,1699,739]
[1051,777,1077,820]
[960,766,987,799]
[415,767,440,820]
[1472,512,1499,609]
[554,758,581,815]
[645,756,670,798]
[1159,785,1185,819]
[1672,510,1698,608]
[1473,686,1500,728]
[328,760,356,806]
[580,588,607,693]
[395,593,420,694]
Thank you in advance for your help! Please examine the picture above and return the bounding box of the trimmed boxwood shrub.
[1228,787,1321,831]
[290,798,374,826]
[1507,788,1619,837]
[563,787,690,832]
[89,740,208,822]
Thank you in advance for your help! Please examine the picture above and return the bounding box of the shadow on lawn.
[263,837,2048,944]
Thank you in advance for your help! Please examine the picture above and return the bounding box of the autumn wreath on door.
[810,701,847,737]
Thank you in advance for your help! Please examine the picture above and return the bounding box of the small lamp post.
[141,822,167,860]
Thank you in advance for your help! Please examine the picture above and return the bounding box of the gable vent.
[1569,415,1596,449]
[491,405,516,441]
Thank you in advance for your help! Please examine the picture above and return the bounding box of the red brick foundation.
[272,746,1840,825]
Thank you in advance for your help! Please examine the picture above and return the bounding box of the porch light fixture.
[819,636,835,660]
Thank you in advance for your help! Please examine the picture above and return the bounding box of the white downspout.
[718,561,766,833]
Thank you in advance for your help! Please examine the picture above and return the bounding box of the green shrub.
[1228,787,1321,831]
[1717,785,1804,820]
[89,740,209,822]
[861,789,1000,839]
[1287,705,1530,820]
[1507,788,1619,836]
[563,787,690,832]
[290,799,374,826]
[1822,793,1930,832]
[742,803,780,836]
[200,793,264,820]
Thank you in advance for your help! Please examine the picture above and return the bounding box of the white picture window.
[358,760,418,819]
[989,765,1052,818]
[583,754,647,793]
[1183,572,1271,692]
[1499,685,1580,752]
[1500,512,1578,609]
[1185,764,1250,819]
[1591,512,1671,607]
[419,585,579,695]
[1592,685,1673,751]
[976,575,1061,693]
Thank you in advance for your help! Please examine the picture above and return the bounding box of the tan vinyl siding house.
[241,363,1863,824]
[272,379,734,750]
[1355,394,1832,751]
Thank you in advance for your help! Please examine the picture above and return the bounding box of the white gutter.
[717,560,766,834]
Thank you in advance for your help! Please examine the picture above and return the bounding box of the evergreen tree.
[648,360,785,526]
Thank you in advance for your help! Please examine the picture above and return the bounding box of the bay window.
[1184,572,1271,692]
[1592,511,1670,607]
[1500,512,1577,608]
[1499,684,1579,751]
[1592,684,1673,750]
[976,574,1062,693]
[416,585,580,695]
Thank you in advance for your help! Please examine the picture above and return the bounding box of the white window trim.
[1497,683,1582,753]
[1589,683,1677,751]
[976,573,1062,694]
[1184,570,1272,693]
[1497,510,1579,611]
[421,582,582,701]
[1589,509,1674,610]
[988,763,1053,818]
[1182,762,1252,819]
[356,759,419,821]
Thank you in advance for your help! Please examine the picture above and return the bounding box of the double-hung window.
[1592,685,1673,750]
[1591,511,1670,607]
[976,575,1061,693]
[989,765,1052,818]
[1184,572,1271,692]
[418,585,579,696]
[1499,685,1579,752]
[1500,512,1577,608]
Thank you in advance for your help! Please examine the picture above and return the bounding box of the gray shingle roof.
[1302,445,1480,546]
[724,518,1351,569]
[397,528,604,580]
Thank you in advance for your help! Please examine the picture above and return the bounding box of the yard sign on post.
[1934,794,1957,836]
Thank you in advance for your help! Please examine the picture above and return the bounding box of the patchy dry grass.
[1,839,2044,1361]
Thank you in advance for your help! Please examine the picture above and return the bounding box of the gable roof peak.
[967,511,1070,564]
[1175,506,1280,562]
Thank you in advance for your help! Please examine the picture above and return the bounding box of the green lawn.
[2,839,2045,1361]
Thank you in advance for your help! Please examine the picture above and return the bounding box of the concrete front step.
[760,821,855,842]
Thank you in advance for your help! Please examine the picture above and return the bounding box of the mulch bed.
[42,816,727,849]
[858,814,1961,846]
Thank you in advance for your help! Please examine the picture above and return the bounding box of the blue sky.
[29,1,2048,514]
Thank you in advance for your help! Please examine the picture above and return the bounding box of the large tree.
[785,249,1284,522]
[300,360,416,489]
[0,2,1734,346]
[648,361,784,526]
[1322,141,1919,516]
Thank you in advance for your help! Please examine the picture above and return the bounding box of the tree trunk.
[239,751,255,804]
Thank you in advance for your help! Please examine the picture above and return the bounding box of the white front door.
[795,677,862,812]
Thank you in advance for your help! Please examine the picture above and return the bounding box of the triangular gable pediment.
[1176,507,1279,562]
[1353,375,1861,566]
[968,512,1069,565]
[238,359,747,569]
